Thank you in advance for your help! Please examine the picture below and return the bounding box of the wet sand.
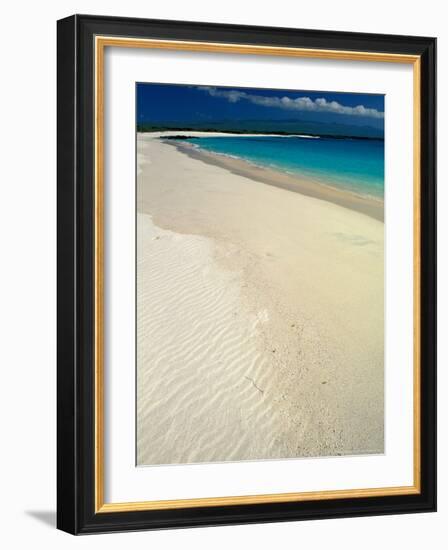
[171,140,384,222]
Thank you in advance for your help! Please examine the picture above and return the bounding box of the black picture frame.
[57,14,436,534]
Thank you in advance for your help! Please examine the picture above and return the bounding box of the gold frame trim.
[94,36,422,513]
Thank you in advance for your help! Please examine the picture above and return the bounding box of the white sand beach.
[136,132,384,466]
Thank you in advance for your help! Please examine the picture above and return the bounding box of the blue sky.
[137,83,384,134]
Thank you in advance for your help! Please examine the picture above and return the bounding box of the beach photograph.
[136,83,384,466]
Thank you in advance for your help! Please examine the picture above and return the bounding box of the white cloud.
[200,87,384,119]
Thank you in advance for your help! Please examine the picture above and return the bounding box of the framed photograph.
[57,14,436,534]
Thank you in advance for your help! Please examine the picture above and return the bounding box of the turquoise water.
[186,136,384,199]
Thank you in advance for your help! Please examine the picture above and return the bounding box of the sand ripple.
[137,214,281,465]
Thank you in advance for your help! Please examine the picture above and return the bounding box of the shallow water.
[187,135,384,199]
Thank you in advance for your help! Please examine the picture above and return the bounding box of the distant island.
[137,121,384,141]
[141,129,384,142]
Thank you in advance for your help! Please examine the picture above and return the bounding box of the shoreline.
[162,138,384,222]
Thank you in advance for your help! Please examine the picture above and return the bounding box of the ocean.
[185,135,384,199]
